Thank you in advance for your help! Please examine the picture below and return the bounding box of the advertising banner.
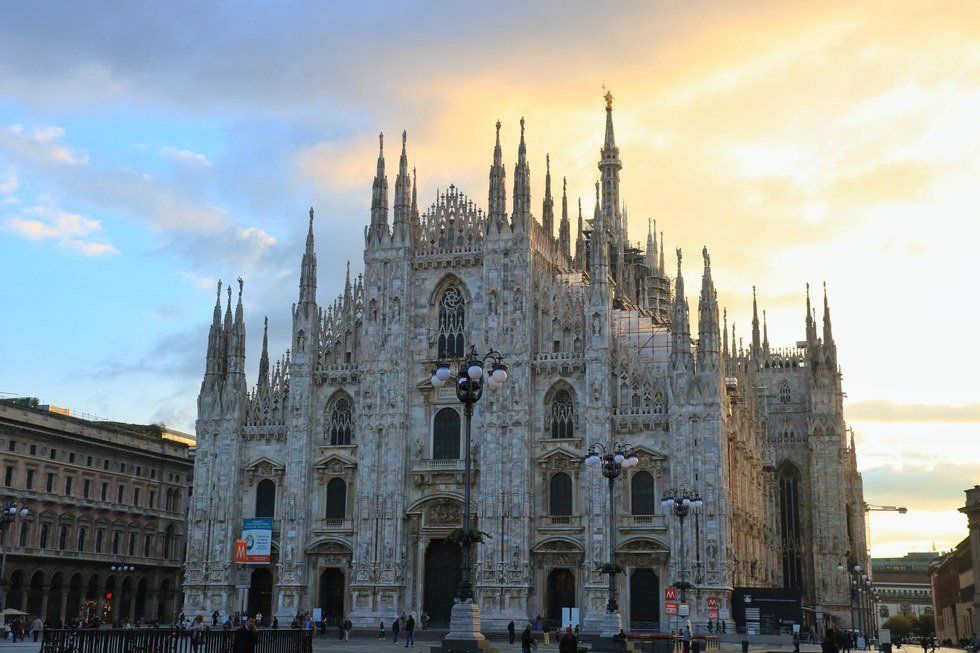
[665,602,678,616]
[233,539,248,564]
[665,588,678,601]
[242,518,273,564]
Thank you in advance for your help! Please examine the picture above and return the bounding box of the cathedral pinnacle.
[751,285,761,360]
[697,246,720,361]
[822,281,835,348]
[542,153,554,236]
[671,248,692,366]
[298,206,317,307]
[369,132,389,242]
[393,129,412,237]
[511,117,531,231]
[558,175,571,258]
[488,120,507,231]
[258,315,270,391]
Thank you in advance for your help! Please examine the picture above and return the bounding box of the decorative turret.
[204,279,225,384]
[751,286,761,362]
[646,219,657,271]
[487,121,508,232]
[805,282,817,344]
[258,315,270,392]
[822,282,835,348]
[723,307,729,360]
[599,90,622,247]
[392,130,412,243]
[590,181,609,284]
[298,207,317,309]
[697,247,721,366]
[542,154,554,236]
[575,198,585,267]
[512,117,531,231]
[763,309,771,356]
[558,177,571,258]
[368,133,389,243]
[410,167,420,233]
[226,277,246,383]
[671,248,692,368]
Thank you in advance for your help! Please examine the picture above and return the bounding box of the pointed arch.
[325,390,355,445]
[776,461,804,591]
[544,381,577,439]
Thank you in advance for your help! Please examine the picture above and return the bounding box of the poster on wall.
[242,518,273,564]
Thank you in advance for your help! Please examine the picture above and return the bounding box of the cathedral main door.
[424,540,461,627]
[247,569,273,623]
[629,568,660,629]
[319,568,344,625]
[546,569,575,624]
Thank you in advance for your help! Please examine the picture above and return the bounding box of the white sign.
[561,607,580,629]
[679,604,690,617]
[242,518,273,564]
[312,608,322,623]
[880,628,891,644]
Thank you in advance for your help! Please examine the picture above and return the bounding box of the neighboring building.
[0,401,193,625]
[871,552,935,628]
[185,96,868,631]
[933,486,980,643]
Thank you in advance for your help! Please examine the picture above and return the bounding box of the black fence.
[41,628,313,653]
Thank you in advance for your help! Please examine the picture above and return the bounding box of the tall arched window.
[631,471,655,515]
[163,525,176,560]
[58,525,68,550]
[432,408,461,460]
[777,463,804,591]
[548,389,576,439]
[111,531,120,555]
[255,479,276,518]
[327,395,354,445]
[76,527,86,552]
[779,382,791,404]
[438,287,465,358]
[325,478,347,520]
[549,473,573,516]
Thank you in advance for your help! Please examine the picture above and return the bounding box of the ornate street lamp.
[838,551,866,636]
[661,489,703,623]
[110,565,136,572]
[0,500,30,614]
[583,442,638,644]
[430,345,507,645]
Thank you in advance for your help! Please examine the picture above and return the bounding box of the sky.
[1,0,978,557]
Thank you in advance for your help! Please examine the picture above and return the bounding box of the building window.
[101,482,108,501]
[255,479,276,518]
[25,470,34,490]
[631,471,656,515]
[46,473,55,493]
[65,476,73,496]
[437,286,465,358]
[325,478,347,520]
[7,440,14,452]
[95,530,104,553]
[77,528,87,552]
[3,466,13,487]
[136,466,141,476]
[58,526,68,550]
[143,535,152,557]
[163,525,176,559]
[778,463,804,591]
[133,488,141,506]
[117,485,125,503]
[150,470,156,479]
[104,460,110,470]
[86,456,92,467]
[549,473,573,516]
[547,388,576,439]
[69,452,75,463]
[50,449,57,460]
[111,531,120,555]
[149,490,155,508]
[39,524,50,549]
[432,408,461,460]
[83,479,91,499]
[128,533,136,555]
[29,444,36,455]
[327,395,355,446]
[19,522,30,547]
[779,382,791,404]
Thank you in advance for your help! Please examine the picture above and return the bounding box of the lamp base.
[431,600,498,653]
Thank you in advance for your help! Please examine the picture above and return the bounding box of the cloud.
[862,462,979,511]
[0,169,18,194]
[4,206,117,257]
[160,145,210,167]
[847,400,980,422]
[0,124,89,166]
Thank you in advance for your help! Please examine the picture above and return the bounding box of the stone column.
[40,584,50,624]
[59,591,68,625]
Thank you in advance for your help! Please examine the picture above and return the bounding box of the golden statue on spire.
[604,88,614,110]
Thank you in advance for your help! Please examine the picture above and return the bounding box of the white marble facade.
[183,97,868,632]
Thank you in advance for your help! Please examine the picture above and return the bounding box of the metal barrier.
[41,628,313,653]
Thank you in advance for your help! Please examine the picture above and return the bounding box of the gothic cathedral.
[184,97,868,631]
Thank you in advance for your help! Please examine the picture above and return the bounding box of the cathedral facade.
[184,97,869,632]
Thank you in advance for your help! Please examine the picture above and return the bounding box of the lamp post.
[661,489,703,626]
[430,345,507,646]
[837,551,864,636]
[0,499,30,615]
[584,442,639,640]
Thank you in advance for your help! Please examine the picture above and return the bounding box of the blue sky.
[1,1,979,555]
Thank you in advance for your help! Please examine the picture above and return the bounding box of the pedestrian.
[421,612,429,631]
[683,625,692,653]
[379,622,387,640]
[337,619,345,641]
[191,615,205,653]
[823,633,840,653]
[272,617,278,629]
[232,618,258,653]
[508,620,516,645]
[521,624,535,653]
[793,632,801,653]
[392,616,401,644]
[559,626,578,653]
[535,614,543,631]
[405,614,415,648]
[31,616,42,642]
[212,611,220,627]
[344,617,352,642]
[721,620,727,634]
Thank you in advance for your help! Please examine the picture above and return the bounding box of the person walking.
[30,616,42,642]
[405,614,415,648]
[420,612,429,631]
[683,625,692,653]
[379,622,386,640]
[521,624,536,653]
[232,618,258,653]
[559,626,578,653]
[794,632,801,653]
[343,617,352,642]
[337,619,345,641]
[508,620,516,644]
[191,615,206,653]
[392,616,401,644]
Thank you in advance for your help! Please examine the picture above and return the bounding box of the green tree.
[882,615,916,640]
[913,614,934,638]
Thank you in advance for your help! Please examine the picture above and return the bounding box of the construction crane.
[864,503,908,514]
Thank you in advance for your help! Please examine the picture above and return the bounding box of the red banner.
[233,539,247,564]
[665,602,678,616]
[708,597,719,608]
[665,588,678,601]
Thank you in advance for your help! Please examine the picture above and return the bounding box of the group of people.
[516,622,580,653]
[376,613,418,646]
[1,617,43,641]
